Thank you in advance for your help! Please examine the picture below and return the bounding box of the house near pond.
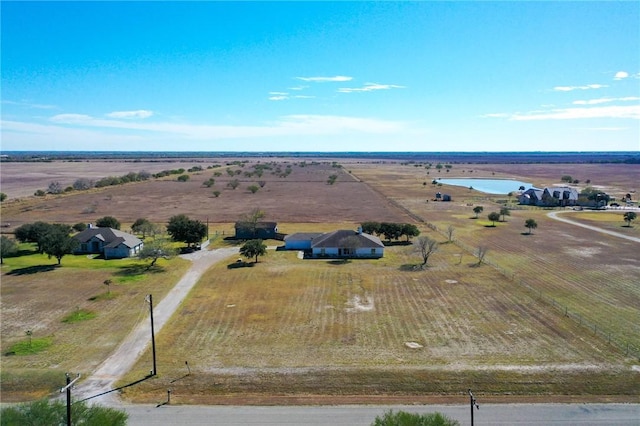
[519,186,579,207]
[284,228,384,259]
[73,225,144,259]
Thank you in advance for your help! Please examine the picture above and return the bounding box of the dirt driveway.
[75,244,239,404]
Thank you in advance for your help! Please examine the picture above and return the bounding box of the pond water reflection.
[436,178,533,194]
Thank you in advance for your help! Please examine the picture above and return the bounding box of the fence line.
[425,220,640,360]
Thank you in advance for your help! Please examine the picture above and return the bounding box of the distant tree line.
[360,222,420,242]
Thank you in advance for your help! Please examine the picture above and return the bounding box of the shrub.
[1,399,127,425]
[372,410,459,426]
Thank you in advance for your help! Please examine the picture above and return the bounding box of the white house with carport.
[284,228,384,259]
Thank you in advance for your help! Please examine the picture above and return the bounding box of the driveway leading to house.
[75,244,239,404]
[548,210,640,243]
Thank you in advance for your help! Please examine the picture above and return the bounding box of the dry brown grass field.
[1,156,639,404]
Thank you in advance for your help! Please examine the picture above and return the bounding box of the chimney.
[87,223,93,229]
[357,226,363,234]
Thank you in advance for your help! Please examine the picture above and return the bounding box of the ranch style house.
[519,186,579,207]
[73,225,144,259]
[284,228,384,259]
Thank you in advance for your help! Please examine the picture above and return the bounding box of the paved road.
[122,403,640,425]
[548,210,640,243]
[75,244,240,403]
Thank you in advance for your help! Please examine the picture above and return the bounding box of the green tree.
[0,236,18,264]
[473,206,483,219]
[379,222,403,241]
[0,192,7,202]
[167,214,207,248]
[372,409,459,426]
[247,185,260,194]
[561,175,573,183]
[138,238,178,268]
[14,222,62,254]
[525,218,538,235]
[41,224,78,265]
[73,222,88,232]
[177,174,190,182]
[488,212,500,226]
[401,223,421,242]
[95,216,121,230]
[327,174,338,185]
[414,236,438,268]
[131,218,159,237]
[240,239,267,263]
[361,222,381,236]
[623,211,637,227]
[1,398,128,426]
[499,207,511,222]
[227,179,240,190]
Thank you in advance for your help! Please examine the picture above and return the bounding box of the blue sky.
[1,1,639,152]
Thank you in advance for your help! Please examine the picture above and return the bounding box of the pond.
[435,178,533,194]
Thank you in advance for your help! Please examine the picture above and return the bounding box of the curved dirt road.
[548,210,640,243]
[75,245,239,404]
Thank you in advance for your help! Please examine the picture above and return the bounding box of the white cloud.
[268,95,288,101]
[510,105,640,121]
[37,112,409,140]
[50,113,94,123]
[338,83,405,93]
[296,76,353,82]
[480,113,510,118]
[2,100,57,109]
[614,71,629,80]
[106,110,153,119]
[573,96,640,105]
[288,85,308,91]
[553,84,607,92]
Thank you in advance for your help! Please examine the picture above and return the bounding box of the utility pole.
[60,373,80,426]
[468,388,479,426]
[146,294,157,376]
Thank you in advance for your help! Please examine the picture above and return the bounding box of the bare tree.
[446,225,455,242]
[476,245,488,265]
[414,236,439,268]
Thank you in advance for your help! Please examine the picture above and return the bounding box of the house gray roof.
[544,186,578,200]
[234,221,278,229]
[311,230,384,249]
[521,188,543,200]
[284,232,323,242]
[73,227,143,249]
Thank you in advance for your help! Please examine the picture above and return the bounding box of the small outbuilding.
[234,221,278,239]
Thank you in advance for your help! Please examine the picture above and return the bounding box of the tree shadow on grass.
[382,241,412,247]
[399,263,424,271]
[328,259,351,265]
[6,265,58,275]
[114,264,165,276]
[227,261,254,269]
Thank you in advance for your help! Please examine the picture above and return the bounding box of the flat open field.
[1,155,639,403]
